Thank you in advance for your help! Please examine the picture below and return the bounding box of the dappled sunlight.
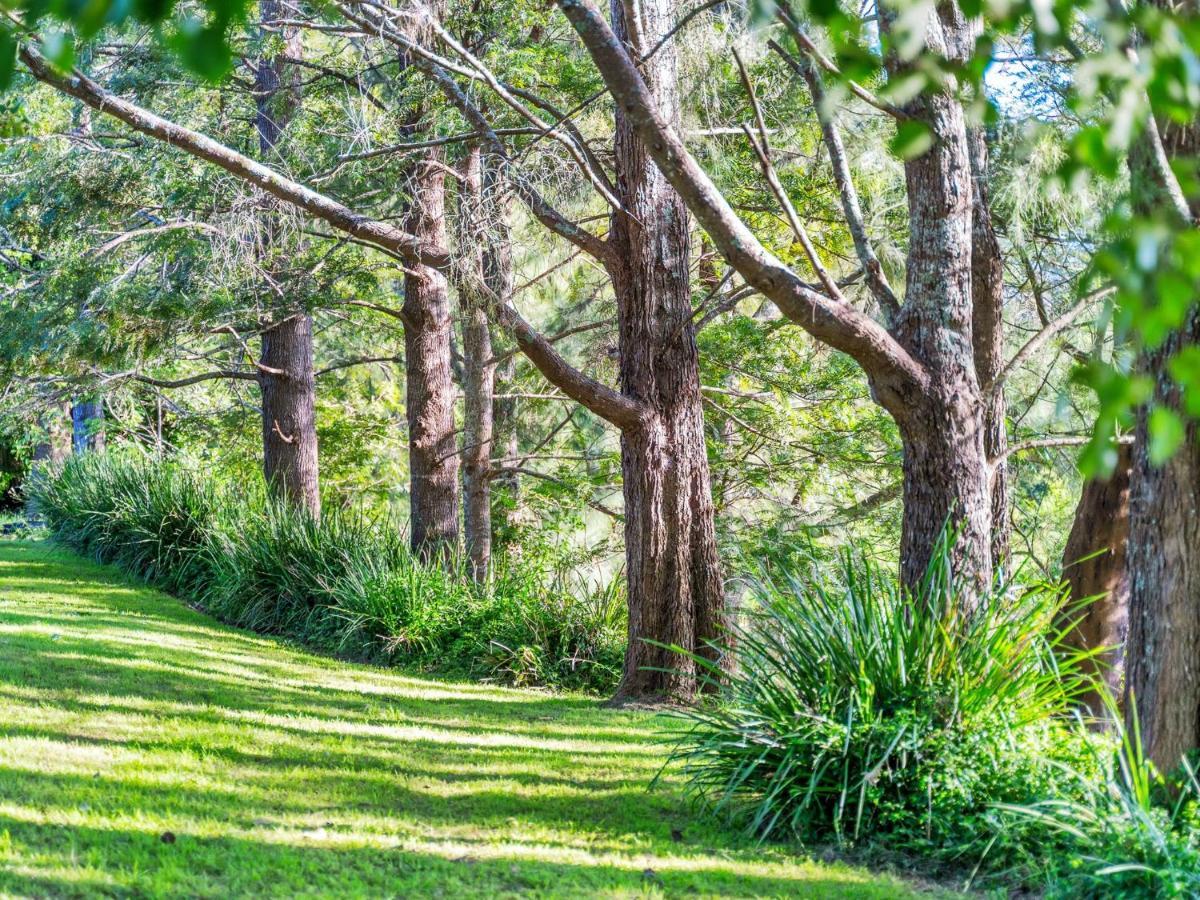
[0,542,929,897]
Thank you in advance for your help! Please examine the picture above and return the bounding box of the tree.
[254,0,321,515]
[329,0,728,698]
[557,0,1008,593]
[1124,111,1200,770]
[455,143,506,579]
[1061,443,1132,718]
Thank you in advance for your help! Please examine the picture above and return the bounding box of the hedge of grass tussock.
[26,452,625,692]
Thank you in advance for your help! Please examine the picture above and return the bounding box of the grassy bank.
[0,541,942,898]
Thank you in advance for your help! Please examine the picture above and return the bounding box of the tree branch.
[111,370,260,389]
[335,1,612,261]
[315,355,401,377]
[492,302,648,431]
[18,43,446,268]
[768,38,900,318]
[987,286,1115,403]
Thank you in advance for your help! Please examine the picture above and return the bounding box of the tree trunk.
[461,304,493,578]
[254,0,319,515]
[492,354,521,516]
[33,403,72,464]
[71,397,105,454]
[259,314,320,514]
[1126,329,1200,769]
[894,394,993,593]
[403,156,459,561]
[456,144,509,579]
[1124,76,1200,770]
[886,5,993,593]
[1061,443,1132,718]
[607,0,726,703]
[967,127,1010,569]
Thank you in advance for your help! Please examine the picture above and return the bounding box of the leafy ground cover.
[0,541,945,898]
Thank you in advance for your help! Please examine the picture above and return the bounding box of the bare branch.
[315,355,400,377]
[108,370,260,389]
[768,38,900,318]
[94,220,223,254]
[493,302,648,431]
[776,7,910,121]
[987,286,1115,403]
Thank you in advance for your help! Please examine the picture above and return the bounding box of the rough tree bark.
[1123,57,1200,768]
[254,0,320,515]
[1061,443,1132,717]
[259,314,321,513]
[1126,333,1200,768]
[605,0,726,701]
[967,127,1010,569]
[455,144,504,578]
[402,155,460,560]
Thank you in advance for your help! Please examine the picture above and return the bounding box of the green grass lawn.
[0,540,946,898]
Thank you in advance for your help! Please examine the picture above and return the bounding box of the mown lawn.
[0,541,945,898]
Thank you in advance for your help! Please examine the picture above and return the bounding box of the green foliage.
[1002,701,1200,898]
[26,451,625,692]
[27,452,218,596]
[664,535,1095,864]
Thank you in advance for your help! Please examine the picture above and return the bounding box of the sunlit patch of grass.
[0,541,950,898]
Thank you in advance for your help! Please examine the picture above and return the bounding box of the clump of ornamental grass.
[201,500,409,645]
[26,450,625,693]
[664,534,1097,866]
[326,551,626,692]
[26,452,218,596]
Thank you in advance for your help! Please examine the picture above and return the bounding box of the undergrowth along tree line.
[28,452,626,693]
[3,0,1200,893]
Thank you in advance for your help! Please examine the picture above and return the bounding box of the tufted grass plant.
[664,533,1097,863]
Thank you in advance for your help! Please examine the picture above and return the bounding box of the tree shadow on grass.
[0,542,940,898]
[0,813,908,899]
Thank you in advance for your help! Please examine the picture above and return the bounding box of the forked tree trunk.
[403,156,459,560]
[255,0,320,515]
[607,0,726,702]
[71,397,105,454]
[259,314,321,514]
[886,5,993,592]
[1061,443,1131,718]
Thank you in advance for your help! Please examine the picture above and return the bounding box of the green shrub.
[664,536,1095,860]
[1002,700,1200,898]
[26,451,626,693]
[201,502,407,644]
[326,553,625,692]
